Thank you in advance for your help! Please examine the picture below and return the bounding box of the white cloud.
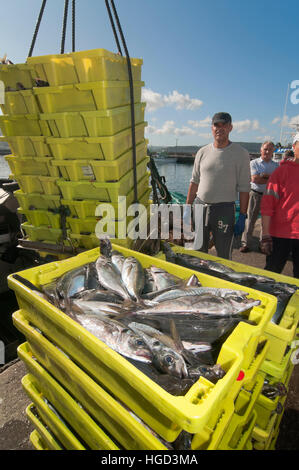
[142,89,165,112]
[141,88,203,112]
[188,116,212,128]
[199,132,212,139]
[256,135,275,142]
[232,119,261,134]
[289,115,299,127]
[145,120,197,137]
[272,117,281,125]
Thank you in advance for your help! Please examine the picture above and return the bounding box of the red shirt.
[260,160,299,239]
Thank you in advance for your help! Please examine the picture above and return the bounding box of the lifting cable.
[72,0,76,52]
[28,0,47,57]
[105,0,139,204]
[61,0,69,54]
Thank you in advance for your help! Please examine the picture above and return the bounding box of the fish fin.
[169,319,184,352]
[184,274,201,287]
[99,237,112,258]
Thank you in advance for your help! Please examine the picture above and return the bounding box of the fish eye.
[153,341,160,347]
[165,355,174,364]
[201,367,207,372]
[136,339,145,347]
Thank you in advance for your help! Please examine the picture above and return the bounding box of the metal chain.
[28,0,47,57]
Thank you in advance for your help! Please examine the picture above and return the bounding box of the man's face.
[212,121,233,143]
[292,141,299,158]
[260,143,274,162]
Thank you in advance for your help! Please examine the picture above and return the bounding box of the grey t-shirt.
[190,142,251,203]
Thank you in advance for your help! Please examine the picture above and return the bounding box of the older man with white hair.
[240,141,278,252]
[260,133,299,278]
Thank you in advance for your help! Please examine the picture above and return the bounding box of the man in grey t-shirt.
[240,141,278,252]
[186,112,251,260]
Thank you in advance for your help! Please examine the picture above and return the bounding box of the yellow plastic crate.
[260,347,294,379]
[14,174,44,194]
[33,80,144,113]
[16,327,167,450]
[71,49,142,83]
[56,167,150,202]
[51,141,148,182]
[27,49,142,86]
[30,430,49,450]
[221,410,257,450]
[22,374,86,450]
[14,190,61,211]
[190,342,268,451]
[0,136,52,158]
[5,155,58,177]
[8,246,276,442]
[254,361,294,430]
[40,103,146,138]
[67,209,149,239]
[160,244,299,364]
[68,232,132,250]
[0,113,44,137]
[1,89,41,115]
[18,208,62,229]
[38,176,61,196]
[253,391,288,450]
[26,404,64,450]
[21,222,68,243]
[27,53,78,86]
[18,342,120,450]
[62,185,151,219]
[47,122,147,161]
[0,63,35,90]
[217,374,264,449]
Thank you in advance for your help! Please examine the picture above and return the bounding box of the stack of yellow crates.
[156,244,299,450]
[0,49,151,252]
[8,245,280,450]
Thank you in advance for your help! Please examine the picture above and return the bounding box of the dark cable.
[109,0,138,203]
[61,0,69,54]
[104,0,123,56]
[28,0,47,57]
[72,0,76,52]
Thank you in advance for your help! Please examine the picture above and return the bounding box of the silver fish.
[72,313,153,363]
[111,250,126,274]
[129,323,188,379]
[121,256,145,301]
[71,299,125,316]
[135,294,260,317]
[150,266,183,290]
[74,288,123,304]
[151,287,249,303]
[56,265,88,300]
[95,255,131,301]
[188,363,226,383]
[129,322,211,355]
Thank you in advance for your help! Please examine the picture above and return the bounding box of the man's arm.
[186,182,198,205]
[251,174,271,184]
[239,191,249,215]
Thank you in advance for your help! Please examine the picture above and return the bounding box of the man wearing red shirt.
[260,134,299,278]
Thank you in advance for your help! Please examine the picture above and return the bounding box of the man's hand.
[260,236,273,255]
[234,213,247,236]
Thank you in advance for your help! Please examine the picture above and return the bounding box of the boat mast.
[280,83,290,145]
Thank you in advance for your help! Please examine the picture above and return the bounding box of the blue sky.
[1,0,299,146]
